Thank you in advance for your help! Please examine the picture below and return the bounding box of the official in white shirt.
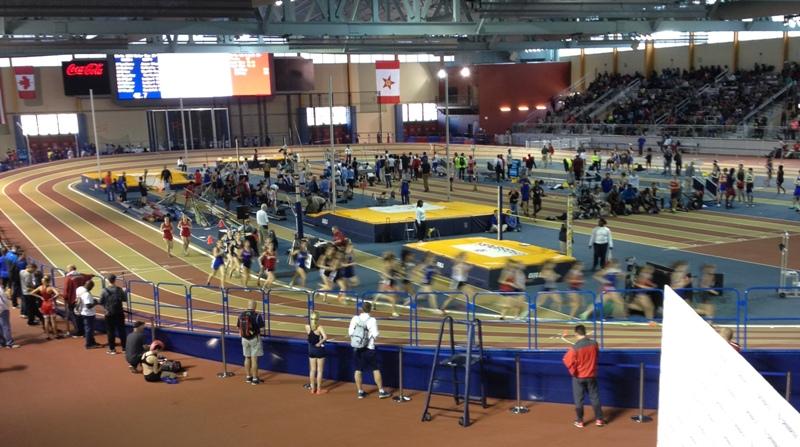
[256,204,270,248]
[76,280,100,349]
[415,200,427,241]
[588,218,613,270]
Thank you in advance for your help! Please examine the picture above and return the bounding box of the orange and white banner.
[375,60,400,104]
[14,66,36,100]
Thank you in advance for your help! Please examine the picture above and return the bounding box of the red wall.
[476,62,570,136]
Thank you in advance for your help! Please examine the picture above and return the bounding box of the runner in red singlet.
[33,275,61,339]
[161,216,174,257]
[178,214,192,256]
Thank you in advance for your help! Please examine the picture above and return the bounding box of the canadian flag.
[14,66,36,100]
[375,60,400,104]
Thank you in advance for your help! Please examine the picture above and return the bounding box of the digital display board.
[114,53,273,100]
[62,59,112,96]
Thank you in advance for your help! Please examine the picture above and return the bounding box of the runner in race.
[178,214,192,256]
[374,252,400,318]
[160,216,174,257]
[564,261,585,318]
[240,240,254,287]
[415,252,440,311]
[440,252,472,314]
[289,239,310,288]
[206,241,227,288]
[258,242,277,289]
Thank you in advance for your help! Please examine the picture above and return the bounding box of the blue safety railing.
[16,244,800,351]
[359,291,413,344]
[743,286,800,350]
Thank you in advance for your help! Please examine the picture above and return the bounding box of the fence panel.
[413,291,469,346]
[472,292,530,349]
[534,290,597,350]
[156,282,190,331]
[126,280,157,325]
[743,286,800,350]
[360,291,413,345]
[188,285,225,333]
[264,288,312,338]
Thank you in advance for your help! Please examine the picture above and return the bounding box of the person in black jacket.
[125,321,147,373]
[100,274,127,355]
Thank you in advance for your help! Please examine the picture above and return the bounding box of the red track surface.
[0,321,656,447]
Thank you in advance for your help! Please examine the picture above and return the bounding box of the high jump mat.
[80,169,191,189]
[216,155,284,168]
[305,201,496,243]
[404,237,575,289]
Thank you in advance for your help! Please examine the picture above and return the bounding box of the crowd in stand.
[541,63,800,139]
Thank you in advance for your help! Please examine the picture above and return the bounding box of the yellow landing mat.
[216,155,284,164]
[81,169,191,188]
[310,201,496,224]
[405,237,575,269]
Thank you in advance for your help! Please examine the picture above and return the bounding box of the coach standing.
[256,204,270,249]
[563,324,605,428]
[588,218,613,271]
[415,200,427,242]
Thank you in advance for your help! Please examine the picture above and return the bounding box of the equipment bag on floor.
[161,360,183,373]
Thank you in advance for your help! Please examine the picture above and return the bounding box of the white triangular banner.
[658,286,800,446]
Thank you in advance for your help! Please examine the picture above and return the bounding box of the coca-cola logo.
[65,63,105,77]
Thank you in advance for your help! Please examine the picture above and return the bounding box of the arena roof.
[1,0,798,56]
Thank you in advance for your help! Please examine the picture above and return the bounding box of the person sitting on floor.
[488,211,508,233]
[141,340,186,384]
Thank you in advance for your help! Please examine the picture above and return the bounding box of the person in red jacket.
[562,324,605,428]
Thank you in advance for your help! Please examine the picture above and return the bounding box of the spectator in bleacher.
[669,176,681,213]
[600,173,614,198]
[76,280,101,349]
[100,274,127,355]
[64,264,94,338]
[238,300,265,385]
[563,324,605,428]
[0,286,20,349]
[348,302,391,399]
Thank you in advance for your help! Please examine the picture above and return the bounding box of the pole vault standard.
[90,88,101,179]
[179,98,189,161]
[329,76,336,214]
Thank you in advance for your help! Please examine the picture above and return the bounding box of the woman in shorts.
[565,261,585,318]
[583,260,625,320]
[289,240,310,288]
[776,165,785,194]
[498,260,526,320]
[206,241,226,287]
[258,242,277,289]
[315,245,337,300]
[415,252,440,311]
[374,252,401,318]
[306,311,328,394]
[226,232,243,279]
[744,168,755,207]
[33,275,60,339]
[536,261,561,313]
[440,252,472,314]
[160,216,174,257]
[239,240,254,287]
[627,264,656,320]
[178,214,192,256]
[670,261,693,301]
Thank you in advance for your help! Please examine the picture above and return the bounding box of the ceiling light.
[460,67,471,78]
[535,105,547,110]
[275,0,283,5]
[437,69,447,79]
[518,105,529,111]
[499,106,511,112]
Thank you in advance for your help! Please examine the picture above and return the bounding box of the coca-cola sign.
[65,62,105,77]
[62,58,111,96]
